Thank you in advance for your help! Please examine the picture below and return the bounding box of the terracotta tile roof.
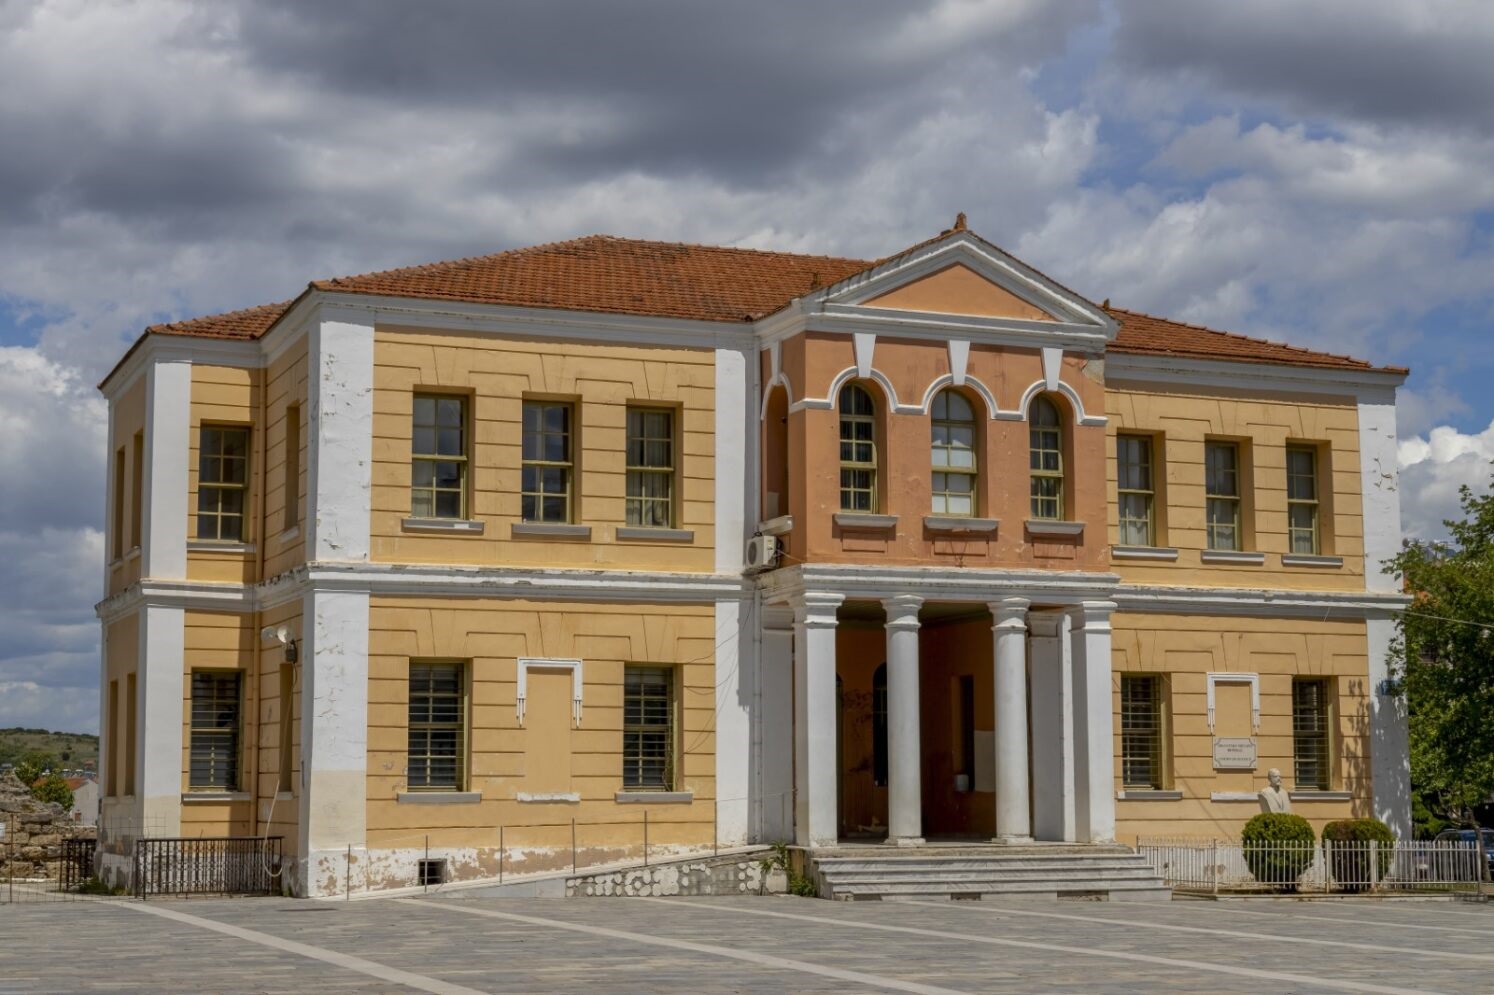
[112,234,1403,378]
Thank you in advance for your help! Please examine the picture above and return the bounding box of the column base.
[992,835,1034,845]
[885,836,926,847]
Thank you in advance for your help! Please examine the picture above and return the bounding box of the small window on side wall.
[1029,396,1064,520]
[838,385,877,512]
[197,426,250,541]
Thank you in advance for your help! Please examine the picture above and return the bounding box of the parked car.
[1432,828,1494,879]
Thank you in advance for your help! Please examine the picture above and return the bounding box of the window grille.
[623,666,675,790]
[418,858,446,887]
[1287,446,1320,554]
[1121,674,1164,790]
[1029,396,1064,520]
[838,385,877,512]
[408,662,465,791]
[411,395,467,519]
[626,408,675,527]
[1293,678,1332,790]
[197,426,249,541]
[931,390,977,516]
[1117,435,1154,546]
[1205,441,1241,551]
[189,670,242,790]
[522,401,573,522]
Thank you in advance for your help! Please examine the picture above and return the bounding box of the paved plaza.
[1,892,1491,994]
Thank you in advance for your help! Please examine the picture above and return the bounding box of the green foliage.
[1242,813,1317,889]
[1388,477,1494,831]
[1412,792,1455,840]
[0,729,98,771]
[31,773,73,810]
[76,876,125,896]
[1323,818,1395,890]
[10,749,59,786]
[761,841,818,898]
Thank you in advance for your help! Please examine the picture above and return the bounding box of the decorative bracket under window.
[516,657,584,727]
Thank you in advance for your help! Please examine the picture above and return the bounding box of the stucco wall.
[187,364,261,584]
[178,610,255,836]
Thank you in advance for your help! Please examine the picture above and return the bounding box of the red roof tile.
[144,299,293,340]
[1104,306,1405,374]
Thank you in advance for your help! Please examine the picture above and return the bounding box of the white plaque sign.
[1213,737,1257,770]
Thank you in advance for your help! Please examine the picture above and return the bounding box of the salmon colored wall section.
[370,328,716,570]
[179,610,256,836]
[779,331,1108,569]
[865,264,1054,321]
[187,365,261,584]
[1111,613,1371,844]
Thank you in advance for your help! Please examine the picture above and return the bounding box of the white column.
[141,359,191,579]
[306,312,375,563]
[714,597,752,847]
[793,592,843,848]
[883,595,924,845]
[136,603,184,837]
[297,588,370,896]
[1070,601,1117,844]
[1028,611,1075,842]
[990,597,1031,843]
[759,605,796,842]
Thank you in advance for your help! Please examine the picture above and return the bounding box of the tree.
[11,749,58,787]
[1389,476,1494,833]
[31,773,73,811]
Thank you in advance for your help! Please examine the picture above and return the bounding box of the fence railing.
[133,836,283,899]
[1138,837,1489,894]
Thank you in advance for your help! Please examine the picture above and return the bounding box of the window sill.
[1200,549,1265,565]
[833,513,898,530]
[1289,790,1353,801]
[615,791,694,804]
[1111,545,1178,561]
[511,523,591,539]
[181,791,250,803]
[124,547,142,563]
[1116,790,1183,801]
[187,541,256,555]
[757,515,793,536]
[924,515,998,534]
[401,517,485,535]
[1282,554,1344,568]
[616,527,695,542]
[1025,520,1085,537]
[516,791,581,804]
[276,525,301,544]
[1209,791,1261,802]
[397,791,483,805]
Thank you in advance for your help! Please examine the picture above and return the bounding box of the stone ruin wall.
[0,772,95,880]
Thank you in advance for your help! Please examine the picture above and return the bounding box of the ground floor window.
[1292,677,1332,790]
[408,661,466,791]
[189,670,242,790]
[1120,674,1164,790]
[623,665,675,790]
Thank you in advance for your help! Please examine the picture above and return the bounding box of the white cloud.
[1398,421,1494,541]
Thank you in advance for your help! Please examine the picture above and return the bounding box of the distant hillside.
[0,728,99,771]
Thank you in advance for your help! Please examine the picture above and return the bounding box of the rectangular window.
[625,408,674,528]
[124,672,137,796]
[189,670,242,790]
[197,426,249,541]
[408,662,465,791]
[278,663,295,792]
[1116,435,1154,546]
[1293,678,1332,791]
[1121,675,1164,790]
[623,665,675,790]
[283,404,301,530]
[1205,441,1241,551]
[522,401,573,523]
[411,395,466,519]
[130,432,144,549]
[1286,446,1320,554]
[112,448,126,559]
[106,680,119,796]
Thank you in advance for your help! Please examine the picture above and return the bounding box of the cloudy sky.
[4,0,1494,734]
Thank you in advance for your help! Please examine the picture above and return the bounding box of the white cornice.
[1112,584,1409,620]
[1105,352,1406,401]
[100,335,259,401]
[760,563,1122,606]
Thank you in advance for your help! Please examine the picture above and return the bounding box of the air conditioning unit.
[744,534,780,573]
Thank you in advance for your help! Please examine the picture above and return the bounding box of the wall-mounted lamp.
[260,625,299,664]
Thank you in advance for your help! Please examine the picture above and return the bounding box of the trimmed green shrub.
[1322,818,1396,891]
[1242,813,1316,890]
[31,773,73,810]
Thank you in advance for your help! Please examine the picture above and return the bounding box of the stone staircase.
[806,843,1171,902]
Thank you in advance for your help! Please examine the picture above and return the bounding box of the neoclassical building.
[95,222,1409,895]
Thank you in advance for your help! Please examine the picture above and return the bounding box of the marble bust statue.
[1258,768,1291,814]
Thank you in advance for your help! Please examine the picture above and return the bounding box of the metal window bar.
[1204,441,1241,551]
[189,671,242,790]
[623,666,675,790]
[1286,446,1320,554]
[408,662,466,790]
[1116,435,1154,546]
[197,426,249,541]
[521,401,573,522]
[839,385,877,512]
[1292,678,1331,791]
[1120,674,1163,789]
[625,408,675,527]
[133,836,283,899]
[1029,396,1063,520]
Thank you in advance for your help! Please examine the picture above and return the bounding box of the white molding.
[187,541,256,555]
[1281,554,1344,568]
[924,515,998,534]
[792,364,919,414]
[763,563,1119,607]
[138,604,184,836]
[401,518,485,535]
[142,359,191,580]
[1113,584,1408,620]
[615,791,694,804]
[516,658,584,726]
[306,316,374,562]
[1200,549,1266,565]
[299,588,369,857]
[833,512,898,530]
[1206,672,1260,732]
[917,372,999,419]
[1210,791,1260,802]
[1015,378,1106,426]
[516,791,581,803]
[1116,790,1183,801]
[853,331,876,378]
[947,339,970,386]
[1289,791,1354,802]
[765,306,1112,353]
[100,334,259,401]
[716,345,750,574]
[1041,347,1062,391]
[511,522,591,539]
[397,791,482,805]
[1105,352,1406,398]
[1111,546,1178,561]
[1026,520,1086,537]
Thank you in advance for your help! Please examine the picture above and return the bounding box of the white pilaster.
[715,345,752,573]
[759,605,796,842]
[306,314,374,563]
[1028,611,1075,842]
[137,603,184,837]
[990,597,1031,843]
[1070,601,1117,844]
[141,359,191,579]
[793,592,843,848]
[882,595,924,845]
[714,597,752,846]
[298,588,370,896]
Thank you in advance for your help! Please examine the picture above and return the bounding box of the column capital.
[1026,611,1068,638]
[989,597,1031,631]
[762,604,796,632]
[1069,600,1116,632]
[792,592,844,629]
[882,595,923,630]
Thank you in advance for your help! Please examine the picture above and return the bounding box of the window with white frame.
[931,389,976,516]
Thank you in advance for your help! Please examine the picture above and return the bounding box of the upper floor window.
[626,408,674,528]
[931,390,976,516]
[112,448,125,559]
[1286,446,1320,554]
[1029,396,1063,520]
[411,394,466,519]
[1205,441,1241,551]
[283,404,301,530]
[523,401,574,523]
[839,384,877,512]
[197,426,249,541]
[1116,434,1154,546]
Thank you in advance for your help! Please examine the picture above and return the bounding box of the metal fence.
[1139,837,1489,894]
[133,836,283,899]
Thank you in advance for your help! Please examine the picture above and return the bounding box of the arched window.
[1029,395,1064,520]
[931,389,977,516]
[839,384,877,512]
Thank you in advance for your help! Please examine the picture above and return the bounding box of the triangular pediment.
[865,263,1055,321]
